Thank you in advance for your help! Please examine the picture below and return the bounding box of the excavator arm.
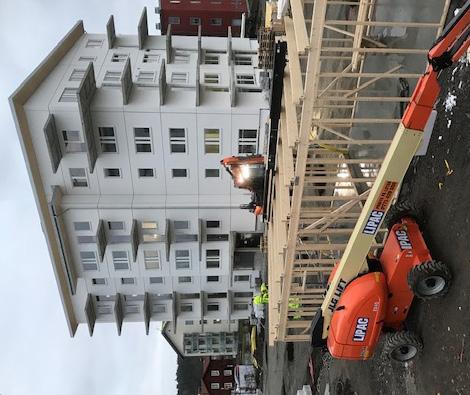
[318,1,470,339]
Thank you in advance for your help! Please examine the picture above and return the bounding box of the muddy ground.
[264,17,470,395]
[316,44,470,395]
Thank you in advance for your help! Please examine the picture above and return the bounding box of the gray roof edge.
[9,20,86,337]
[161,322,185,359]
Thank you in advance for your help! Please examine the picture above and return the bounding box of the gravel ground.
[317,42,470,395]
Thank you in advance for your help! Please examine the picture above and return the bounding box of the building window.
[92,278,106,285]
[97,306,112,315]
[174,234,198,243]
[224,382,233,389]
[207,49,226,54]
[207,234,228,242]
[236,74,255,85]
[86,39,103,48]
[232,18,242,26]
[124,294,144,302]
[174,51,190,64]
[210,18,223,26]
[180,303,193,312]
[206,249,220,268]
[204,129,220,154]
[205,169,220,178]
[168,16,180,24]
[121,277,135,285]
[205,86,229,93]
[69,69,86,81]
[150,276,164,284]
[79,56,96,62]
[77,235,96,244]
[112,251,129,270]
[204,54,219,65]
[138,168,155,178]
[108,221,124,230]
[59,88,78,102]
[144,250,160,269]
[206,220,220,228]
[69,168,88,187]
[185,320,194,325]
[152,304,166,313]
[207,275,219,282]
[210,370,220,377]
[143,54,160,63]
[171,72,188,84]
[178,276,192,283]
[112,53,128,62]
[224,369,232,376]
[80,251,98,271]
[234,55,253,66]
[238,129,258,154]
[124,304,139,314]
[169,128,186,153]
[234,275,250,282]
[142,221,160,243]
[62,130,84,153]
[104,168,121,178]
[210,383,220,390]
[134,128,152,153]
[206,260,220,269]
[172,169,188,178]
[98,127,117,153]
[234,303,249,311]
[234,292,253,298]
[175,250,190,269]
[190,17,201,25]
[207,303,219,312]
[136,71,156,85]
[103,71,121,86]
[214,319,222,324]
[174,221,189,230]
[204,74,219,84]
[74,222,91,231]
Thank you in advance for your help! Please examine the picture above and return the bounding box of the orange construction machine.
[311,2,470,362]
[220,155,265,215]
[325,204,451,361]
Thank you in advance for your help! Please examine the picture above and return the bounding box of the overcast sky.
[0,1,177,394]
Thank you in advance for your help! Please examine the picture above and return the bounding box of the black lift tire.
[383,331,423,362]
[408,260,452,299]
[384,200,421,230]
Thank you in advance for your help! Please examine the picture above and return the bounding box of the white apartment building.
[10,8,269,339]
[162,320,240,357]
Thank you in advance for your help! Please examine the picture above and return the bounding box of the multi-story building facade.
[156,0,248,37]
[163,320,239,357]
[199,356,235,394]
[10,8,269,337]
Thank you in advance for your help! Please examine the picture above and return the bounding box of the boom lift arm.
[317,2,470,339]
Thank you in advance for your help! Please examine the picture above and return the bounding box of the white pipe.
[241,13,246,38]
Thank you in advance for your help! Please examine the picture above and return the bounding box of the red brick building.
[199,356,235,394]
[156,0,248,36]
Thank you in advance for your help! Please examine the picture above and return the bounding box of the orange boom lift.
[311,2,470,362]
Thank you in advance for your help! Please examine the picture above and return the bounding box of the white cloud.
[0,1,177,394]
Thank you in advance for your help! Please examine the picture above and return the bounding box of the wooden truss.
[267,0,451,345]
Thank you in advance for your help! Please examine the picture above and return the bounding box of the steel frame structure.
[267,0,451,344]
